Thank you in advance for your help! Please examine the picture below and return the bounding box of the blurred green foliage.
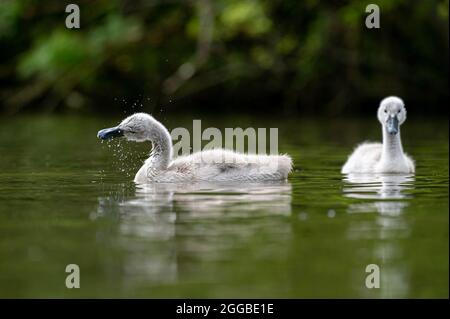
[0,0,448,115]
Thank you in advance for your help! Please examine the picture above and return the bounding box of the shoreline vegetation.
[0,0,448,116]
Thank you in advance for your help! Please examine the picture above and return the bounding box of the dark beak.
[386,116,399,135]
[97,126,124,140]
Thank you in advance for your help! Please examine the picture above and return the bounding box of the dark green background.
[0,0,448,115]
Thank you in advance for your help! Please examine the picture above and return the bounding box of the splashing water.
[101,138,148,180]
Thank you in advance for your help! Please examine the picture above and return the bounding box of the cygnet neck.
[381,125,404,162]
[146,120,173,170]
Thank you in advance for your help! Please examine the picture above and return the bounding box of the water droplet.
[327,209,336,218]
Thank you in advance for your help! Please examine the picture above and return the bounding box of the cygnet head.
[97,113,158,142]
[377,96,407,135]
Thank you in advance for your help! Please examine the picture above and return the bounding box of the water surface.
[0,115,447,298]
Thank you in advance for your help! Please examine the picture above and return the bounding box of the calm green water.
[0,115,448,298]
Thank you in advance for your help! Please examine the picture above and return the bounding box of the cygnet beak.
[97,126,124,140]
[386,116,399,135]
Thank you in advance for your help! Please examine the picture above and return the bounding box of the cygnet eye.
[397,110,401,114]
[384,109,387,113]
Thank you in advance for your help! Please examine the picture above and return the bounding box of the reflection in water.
[92,182,292,289]
[343,174,414,298]
[344,174,414,200]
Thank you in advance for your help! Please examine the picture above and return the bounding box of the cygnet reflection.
[92,181,292,287]
[344,173,414,216]
[343,174,415,298]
